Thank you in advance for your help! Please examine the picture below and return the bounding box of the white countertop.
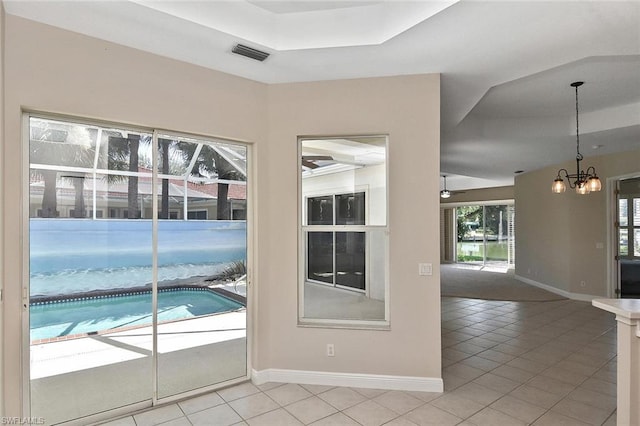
[593,298,640,320]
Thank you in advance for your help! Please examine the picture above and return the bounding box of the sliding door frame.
[21,111,254,421]
[442,199,515,267]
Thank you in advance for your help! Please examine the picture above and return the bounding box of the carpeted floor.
[441,264,566,301]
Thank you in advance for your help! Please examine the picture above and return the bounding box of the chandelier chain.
[575,83,582,160]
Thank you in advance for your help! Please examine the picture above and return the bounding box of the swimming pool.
[30,288,245,342]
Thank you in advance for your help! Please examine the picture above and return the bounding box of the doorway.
[615,177,640,298]
[25,115,250,424]
[454,203,515,270]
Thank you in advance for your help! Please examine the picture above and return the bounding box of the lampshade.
[587,176,602,192]
[576,181,590,195]
[552,177,566,193]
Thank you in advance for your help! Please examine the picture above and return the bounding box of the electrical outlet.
[580,281,586,287]
[326,343,335,357]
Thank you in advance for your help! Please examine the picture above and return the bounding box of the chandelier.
[552,81,601,195]
[440,175,451,199]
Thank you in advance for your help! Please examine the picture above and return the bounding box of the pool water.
[30,289,244,341]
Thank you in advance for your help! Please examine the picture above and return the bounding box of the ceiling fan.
[301,155,334,169]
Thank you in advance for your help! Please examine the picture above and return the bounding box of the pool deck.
[30,309,247,425]
[31,305,246,379]
[28,280,249,425]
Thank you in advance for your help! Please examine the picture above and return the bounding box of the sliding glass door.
[456,203,514,269]
[154,135,248,398]
[26,115,248,424]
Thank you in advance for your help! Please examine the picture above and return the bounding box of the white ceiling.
[4,0,640,191]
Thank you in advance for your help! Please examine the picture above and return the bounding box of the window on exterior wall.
[299,135,388,326]
[619,195,640,258]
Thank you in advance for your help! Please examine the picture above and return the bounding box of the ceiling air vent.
[232,44,270,62]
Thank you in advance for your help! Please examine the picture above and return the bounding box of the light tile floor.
[101,297,618,426]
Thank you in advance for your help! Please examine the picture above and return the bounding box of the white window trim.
[298,135,389,328]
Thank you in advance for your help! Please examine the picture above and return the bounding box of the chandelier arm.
[585,166,597,177]
[556,168,569,179]
[556,169,584,189]
[555,168,578,189]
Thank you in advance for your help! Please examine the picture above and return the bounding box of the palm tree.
[178,142,244,220]
[30,123,96,217]
[110,135,184,219]
[108,134,148,219]
[159,138,171,219]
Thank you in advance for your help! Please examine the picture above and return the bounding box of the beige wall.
[0,1,5,415]
[515,150,640,298]
[260,75,441,376]
[1,15,442,415]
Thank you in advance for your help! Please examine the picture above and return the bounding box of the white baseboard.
[252,368,443,393]
[514,275,601,302]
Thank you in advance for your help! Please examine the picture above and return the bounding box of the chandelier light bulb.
[587,175,602,192]
[552,177,566,193]
[576,180,590,195]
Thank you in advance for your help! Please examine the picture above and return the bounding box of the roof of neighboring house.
[29,172,247,200]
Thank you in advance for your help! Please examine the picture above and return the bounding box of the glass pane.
[634,198,640,227]
[335,192,365,225]
[307,232,334,284]
[620,228,629,256]
[304,229,386,321]
[30,118,98,169]
[94,173,151,219]
[620,259,640,297]
[156,221,247,398]
[301,136,387,227]
[335,232,366,290]
[154,140,249,221]
[484,205,510,264]
[307,196,334,225]
[635,229,640,257]
[211,144,248,178]
[156,136,196,176]
[105,132,152,174]
[156,138,248,398]
[156,177,181,219]
[30,195,152,421]
[29,172,67,218]
[619,199,628,227]
[456,205,484,263]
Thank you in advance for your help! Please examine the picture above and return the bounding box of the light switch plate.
[419,263,432,276]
